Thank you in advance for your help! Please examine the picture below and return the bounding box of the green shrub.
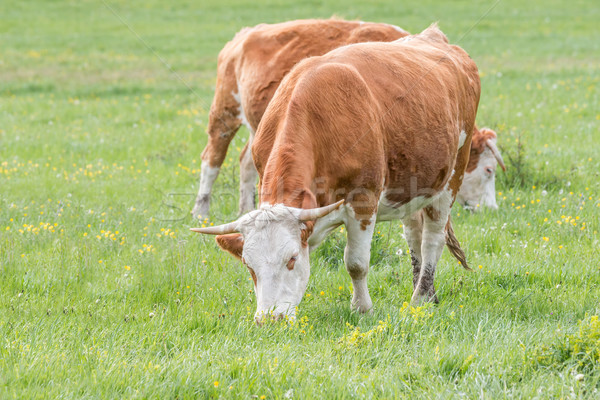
[525,315,600,373]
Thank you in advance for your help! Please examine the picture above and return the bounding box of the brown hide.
[252,26,481,220]
[203,19,408,167]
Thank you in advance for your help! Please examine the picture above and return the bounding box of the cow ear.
[215,233,244,260]
[479,127,497,138]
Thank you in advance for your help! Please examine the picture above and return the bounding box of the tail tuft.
[445,217,471,270]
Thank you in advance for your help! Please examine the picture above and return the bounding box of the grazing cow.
[192,19,505,220]
[192,25,480,322]
[192,18,409,219]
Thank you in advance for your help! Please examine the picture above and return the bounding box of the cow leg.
[192,121,241,219]
[238,133,258,214]
[411,194,453,304]
[401,211,424,290]
[344,215,375,313]
[192,161,220,220]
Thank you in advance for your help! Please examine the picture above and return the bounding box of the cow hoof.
[410,291,438,305]
[192,197,210,220]
[351,298,373,314]
[191,207,208,221]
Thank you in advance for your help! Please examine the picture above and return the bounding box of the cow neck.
[259,141,317,210]
[258,147,318,247]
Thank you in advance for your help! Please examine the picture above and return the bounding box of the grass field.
[1,0,600,398]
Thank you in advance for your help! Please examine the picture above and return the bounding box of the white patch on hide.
[458,130,467,149]
[232,87,254,134]
[385,23,409,34]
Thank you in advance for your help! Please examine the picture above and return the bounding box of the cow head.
[191,201,343,324]
[457,128,506,211]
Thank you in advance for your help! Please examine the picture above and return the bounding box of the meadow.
[1,0,599,398]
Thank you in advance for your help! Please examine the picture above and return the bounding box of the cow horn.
[486,139,506,171]
[190,220,240,235]
[294,200,344,221]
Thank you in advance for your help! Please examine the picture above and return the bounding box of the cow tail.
[445,216,471,270]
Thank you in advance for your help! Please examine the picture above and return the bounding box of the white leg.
[401,211,423,290]
[192,161,220,219]
[344,214,376,313]
[239,133,258,214]
[192,86,242,219]
[411,192,453,304]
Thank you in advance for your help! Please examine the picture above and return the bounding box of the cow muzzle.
[254,306,296,326]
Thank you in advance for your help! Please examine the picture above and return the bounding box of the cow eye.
[286,255,297,271]
[484,167,494,175]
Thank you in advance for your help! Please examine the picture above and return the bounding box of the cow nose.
[254,308,295,325]
[481,197,498,210]
[254,313,285,326]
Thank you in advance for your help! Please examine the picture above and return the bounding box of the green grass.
[1,0,600,398]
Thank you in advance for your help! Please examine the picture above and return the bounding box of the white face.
[238,206,311,323]
[457,147,499,211]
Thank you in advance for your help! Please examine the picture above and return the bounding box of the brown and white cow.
[192,18,409,219]
[192,25,480,322]
[192,19,505,220]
